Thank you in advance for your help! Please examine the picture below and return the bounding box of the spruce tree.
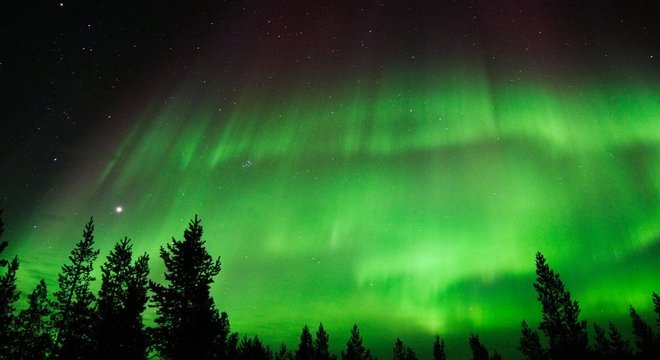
[52,217,100,359]
[15,279,54,359]
[0,257,19,357]
[238,335,272,360]
[533,252,588,359]
[314,323,335,360]
[653,292,659,327]
[607,322,631,359]
[393,338,406,360]
[95,237,150,359]
[341,324,373,360]
[490,351,502,360]
[0,208,20,358]
[296,325,314,360]
[519,320,547,360]
[0,208,6,260]
[468,334,489,360]
[629,305,657,359]
[593,323,611,359]
[275,343,294,360]
[433,335,446,360]
[150,215,225,359]
[393,337,417,360]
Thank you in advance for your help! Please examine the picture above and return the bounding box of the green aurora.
[6,59,660,358]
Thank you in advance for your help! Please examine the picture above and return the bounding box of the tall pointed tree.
[433,335,446,360]
[607,322,632,359]
[95,237,150,359]
[52,217,100,359]
[0,208,6,260]
[533,252,588,359]
[653,292,660,327]
[15,279,54,359]
[0,209,19,359]
[275,343,294,360]
[393,337,417,360]
[296,325,314,360]
[519,320,547,360]
[341,324,373,360]
[593,323,612,359]
[0,260,19,358]
[468,334,489,360]
[150,215,225,359]
[314,323,335,360]
[238,335,272,360]
[629,305,657,359]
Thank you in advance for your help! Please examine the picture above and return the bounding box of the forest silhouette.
[0,210,658,359]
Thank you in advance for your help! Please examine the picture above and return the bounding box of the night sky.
[1,1,658,358]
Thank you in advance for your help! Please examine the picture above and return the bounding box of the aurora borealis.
[1,1,658,358]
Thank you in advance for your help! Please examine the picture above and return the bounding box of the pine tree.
[0,258,19,357]
[593,323,611,359]
[629,305,657,359]
[52,217,100,359]
[238,335,272,360]
[15,279,53,359]
[95,237,150,359]
[519,320,547,360]
[393,338,406,360]
[275,343,294,360]
[468,334,489,360]
[341,324,373,360]
[0,208,6,261]
[225,332,240,360]
[607,322,631,359]
[653,292,660,327]
[0,208,20,358]
[296,325,314,360]
[393,337,417,360]
[533,252,588,359]
[490,351,502,360]
[150,215,225,359]
[433,335,446,360]
[314,323,335,360]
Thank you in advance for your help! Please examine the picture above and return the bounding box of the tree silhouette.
[341,324,373,360]
[238,335,272,360]
[433,335,446,360]
[519,320,547,360]
[468,334,489,360]
[52,217,100,359]
[533,252,588,359]
[593,323,612,359]
[275,343,294,360]
[0,208,19,358]
[0,256,19,358]
[14,279,54,359]
[314,323,335,360]
[95,237,150,359]
[150,215,225,359]
[629,305,657,359]
[393,337,417,360]
[653,292,660,327]
[606,322,631,359]
[296,325,314,360]
[0,209,6,261]
[225,332,240,360]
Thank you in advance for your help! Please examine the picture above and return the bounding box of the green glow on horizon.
[7,61,659,358]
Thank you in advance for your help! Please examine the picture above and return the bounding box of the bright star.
[115,206,123,213]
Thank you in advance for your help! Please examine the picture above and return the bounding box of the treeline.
[0,209,658,359]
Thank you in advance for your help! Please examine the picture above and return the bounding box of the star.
[115,206,123,213]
